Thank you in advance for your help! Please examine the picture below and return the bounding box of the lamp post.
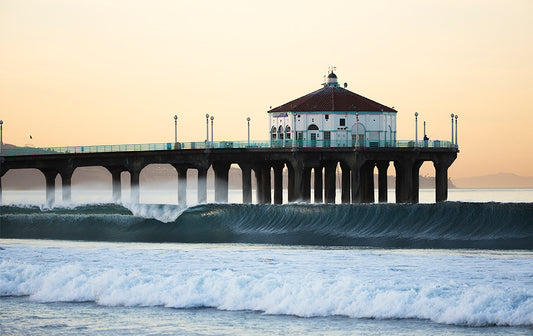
[355,111,359,147]
[210,116,214,147]
[455,114,458,146]
[0,120,3,153]
[451,113,455,145]
[415,112,418,147]
[424,121,427,145]
[247,117,251,146]
[205,114,209,147]
[293,114,297,147]
[174,115,178,143]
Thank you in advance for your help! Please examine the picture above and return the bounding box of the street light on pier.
[423,121,427,145]
[355,111,359,147]
[415,112,419,147]
[205,114,210,147]
[210,116,214,147]
[247,117,251,146]
[451,113,455,145]
[455,114,458,146]
[0,120,3,153]
[174,115,178,143]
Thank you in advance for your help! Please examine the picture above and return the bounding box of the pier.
[0,140,457,206]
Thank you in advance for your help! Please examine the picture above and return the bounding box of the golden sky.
[1,0,532,178]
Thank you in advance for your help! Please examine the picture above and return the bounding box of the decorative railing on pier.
[0,139,454,156]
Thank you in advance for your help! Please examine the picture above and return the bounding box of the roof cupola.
[325,67,339,87]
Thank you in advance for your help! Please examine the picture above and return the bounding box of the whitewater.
[1,189,532,335]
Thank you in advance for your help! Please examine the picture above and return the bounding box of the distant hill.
[453,173,533,189]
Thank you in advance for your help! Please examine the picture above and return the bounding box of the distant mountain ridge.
[453,173,533,189]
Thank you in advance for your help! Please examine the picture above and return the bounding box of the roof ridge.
[268,86,396,113]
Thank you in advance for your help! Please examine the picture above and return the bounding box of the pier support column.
[130,169,141,204]
[313,167,323,203]
[273,163,284,204]
[324,162,337,204]
[0,170,5,204]
[197,167,208,204]
[434,158,453,203]
[287,160,304,202]
[176,167,188,206]
[302,167,312,202]
[361,161,375,203]
[287,165,294,202]
[350,161,363,203]
[394,160,414,203]
[253,166,263,203]
[240,164,252,204]
[412,161,423,204]
[340,162,350,204]
[261,165,272,204]
[41,169,57,207]
[60,172,72,203]
[108,168,122,203]
[213,162,230,203]
[377,161,389,203]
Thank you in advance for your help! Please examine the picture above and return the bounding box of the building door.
[324,131,331,147]
[351,123,366,146]
[351,134,365,146]
[308,124,319,147]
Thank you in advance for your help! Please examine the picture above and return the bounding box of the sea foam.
[1,243,532,327]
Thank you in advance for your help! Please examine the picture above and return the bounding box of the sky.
[1,0,532,179]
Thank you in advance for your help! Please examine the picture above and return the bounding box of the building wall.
[269,111,396,144]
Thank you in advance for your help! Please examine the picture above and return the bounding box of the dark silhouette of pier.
[0,144,457,206]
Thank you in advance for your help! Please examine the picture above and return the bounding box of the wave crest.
[1,202,532,249]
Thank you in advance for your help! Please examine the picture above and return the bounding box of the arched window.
[271,126,277,140]
[351,122,366,145]
[285,126,291,140]
[308,124,319,131]
[278,125,284,140]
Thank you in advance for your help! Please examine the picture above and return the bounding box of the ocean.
[1,189,532,335]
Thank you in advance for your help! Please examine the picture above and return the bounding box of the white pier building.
[268,70,397,147]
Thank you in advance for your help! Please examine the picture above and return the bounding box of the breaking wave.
[1,202,531,249]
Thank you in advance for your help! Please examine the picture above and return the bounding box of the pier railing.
[0,139,455,156]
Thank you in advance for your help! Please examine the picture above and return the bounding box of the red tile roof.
[268,86,396,113]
